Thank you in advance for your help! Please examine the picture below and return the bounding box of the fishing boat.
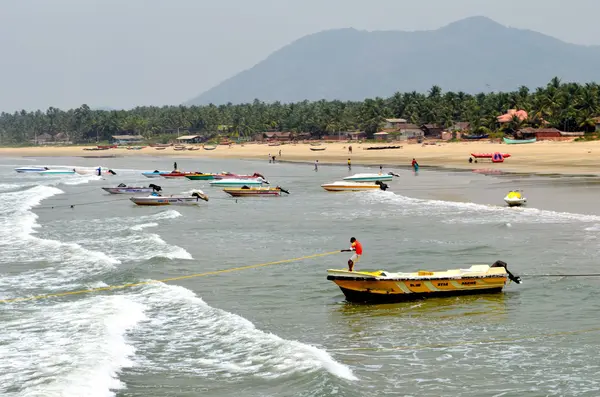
[503,137,537,144]
[15,167,49,173]
[130,191,209,206]
[102,183,162,194]
[310,147,326,151]
[203,145,217,150]
[223,186,290,197]
[343,173,394,182]
[504,190,527,207]
[188,147,200,151]
[327,260,521,303]
[37,169,76,175]
[321,181,389,192]
[142,170,169,178]
[209,178,268,188]
[155,147,166,150]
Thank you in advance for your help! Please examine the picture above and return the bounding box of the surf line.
[0,251,341,304]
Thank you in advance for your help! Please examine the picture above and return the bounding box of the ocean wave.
[129,283,357,381]
[0,295,145,397]
[130,222,159,231]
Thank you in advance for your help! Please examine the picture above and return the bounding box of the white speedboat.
[15,167,49,173]
[343,173,394,182]
[504,190,527,207]
[102,183,162,194]
[130,191,209,206]
[321,181,389,192]
[209,178,268,188]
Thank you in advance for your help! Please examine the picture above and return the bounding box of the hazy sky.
[1,0,598,112]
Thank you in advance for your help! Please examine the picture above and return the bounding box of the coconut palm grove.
[0,77,598,145]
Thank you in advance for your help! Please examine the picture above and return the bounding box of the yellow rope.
[0,250,341,304]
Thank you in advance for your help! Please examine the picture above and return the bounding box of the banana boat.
[327,260,521,303]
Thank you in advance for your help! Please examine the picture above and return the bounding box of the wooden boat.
[321,181,389,192]
[327,260,521,303]
[203,146,217,150]
[462,134,489,140]
[188,147,200,151]
[310,147,326,151]
[209,178,268,188]
[130,191,208,206]
[173,146,186,151]
[343,173,394,182]
[504,190,527,207]
[98,145,117,149]
[223,186,290,197]
[15,167,48,173]
[155,147,166,150]
[142,170,169,178]
[503,137,537,144]
[364,146,402,150]
[102,183,161,194]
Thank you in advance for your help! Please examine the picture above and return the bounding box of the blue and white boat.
[102,183,162,194]
[343,173,394,183]
[15,167,48,173]
[37,169,76,175]
[142,170,169,178]
[209,178,268,188]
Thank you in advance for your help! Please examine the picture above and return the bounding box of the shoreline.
[2,140,600,177]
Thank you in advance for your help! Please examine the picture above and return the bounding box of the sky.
[0,0,599,112]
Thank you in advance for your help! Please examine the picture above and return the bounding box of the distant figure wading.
[314,160,319,171]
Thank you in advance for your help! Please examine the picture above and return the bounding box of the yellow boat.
[321,181,389,192]
[327,261,521,303]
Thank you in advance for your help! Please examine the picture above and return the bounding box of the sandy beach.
[2,140,600,175]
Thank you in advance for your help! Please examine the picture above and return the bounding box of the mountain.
[186,16,600,105]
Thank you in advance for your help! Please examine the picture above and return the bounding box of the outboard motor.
[149,183,162,192]
[118,183,126,187]
[108,169,116,175]
[387,172,400,177]
[491,260,522,284]
[375,181,389,191]
[278,186,290,194]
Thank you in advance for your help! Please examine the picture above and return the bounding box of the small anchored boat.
[327,260,521,303]
[321,181,389,192]
[310,147,326,151]
[130,191,209,206]
[223,186,289,197]
[160,171,198,179]
[504,190,527,207]
[209,178,269,188]
[343,173,394,182]
[142,170,169,178]
[503,137,537,144]
[15,167,49,173]
[102,183,162,195]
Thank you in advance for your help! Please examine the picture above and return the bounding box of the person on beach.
[347,158,351,170]
[314,160,318,171]
[348,145,352,154]
[341,237,362,271]
[279,149,281,157]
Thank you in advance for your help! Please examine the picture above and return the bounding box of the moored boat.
[37,169,76,175]
[310,147,326,151]
[160,171,198,179]
[504,190,527,207]
[223,186,289,197]
[102,183,162,194]
[185,173,218,181]
[503,137,537,144]
[130,191,209,206]
[327,260,521,303]
[209,178,268,188]
[321,181,389,192]
[142,170,169,178]
[343,173,394,182]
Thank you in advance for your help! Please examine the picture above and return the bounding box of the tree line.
[0,77,598,145]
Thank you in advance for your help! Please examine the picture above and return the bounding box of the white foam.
[130,222,159,231]
[129,284,357,381]
[0,295,146,397]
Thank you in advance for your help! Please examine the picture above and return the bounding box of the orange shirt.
[352,241,363,255]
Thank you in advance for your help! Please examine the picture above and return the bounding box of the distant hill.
[186,16,600,105]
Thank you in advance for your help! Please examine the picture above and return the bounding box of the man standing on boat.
[341,237,362,271]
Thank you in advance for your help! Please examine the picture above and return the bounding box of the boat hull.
[209,179,265,188]
[15,167,47,173]
[504,198,526,207]
[223,188,282,197]
[37,170,76,175]
[321,182,382,192]
[336,285,504,303]
[185,174,216,180]
[503,137,537,144]
[142,172,168,178]
[130,196,207,206]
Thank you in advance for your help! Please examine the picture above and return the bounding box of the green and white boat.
[503,137,537,144]
[343,173,394,183]
[185,173,217,181]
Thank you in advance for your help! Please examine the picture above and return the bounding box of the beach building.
[176,135,203,144]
